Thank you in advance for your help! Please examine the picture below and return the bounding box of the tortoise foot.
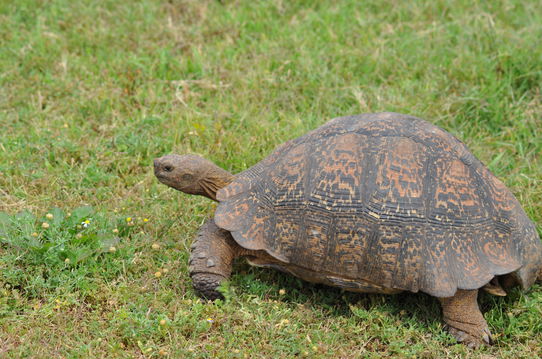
[444,323,493,348]
[439,289,493,348]
[191,273,226,300]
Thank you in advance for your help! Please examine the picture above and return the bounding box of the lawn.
[0,0,541,358]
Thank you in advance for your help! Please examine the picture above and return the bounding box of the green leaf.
[67,206,94,226]
[34,242,54,254]
[15,210,36,237]
[25,234,42,249]
[50,207,65,227]
[69,245,98,263]
[70,233,98,246]
[0,212,12,239]
[100,236,121,253]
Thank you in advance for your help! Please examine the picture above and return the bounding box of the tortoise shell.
[214,113,542,297]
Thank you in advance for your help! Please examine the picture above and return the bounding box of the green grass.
[1,0,541,357]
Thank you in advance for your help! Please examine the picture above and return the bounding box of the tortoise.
[154,112,542,347]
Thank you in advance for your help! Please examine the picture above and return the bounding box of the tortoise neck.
[199,166,234,201]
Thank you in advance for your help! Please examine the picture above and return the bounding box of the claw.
[483,330,493,345]
[444,325,493,348]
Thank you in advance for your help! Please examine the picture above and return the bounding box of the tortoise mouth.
[154,169,170,183]
[155,173,169,183]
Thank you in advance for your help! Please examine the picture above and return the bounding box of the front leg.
[439,289,493,348]
[189,218,238,300]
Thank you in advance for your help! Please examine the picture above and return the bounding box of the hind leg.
[189,218,239,300]
[439,289,493,348]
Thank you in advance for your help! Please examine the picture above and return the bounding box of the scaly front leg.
[189,218,238,300]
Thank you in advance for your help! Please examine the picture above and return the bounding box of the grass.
[1,0,541,357]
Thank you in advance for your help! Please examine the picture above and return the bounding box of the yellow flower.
[159,319,167,326]
[84,219,91,224]
[206,317,214,323]
[41,222,50,229]
[46,213,54,220]
[31,232,38,237]
[143,218,149,222]
[126,217,132,222]
[279,289,286,295]
[154,271,162,278]
[64,258,70,263]
[109,246,116,253]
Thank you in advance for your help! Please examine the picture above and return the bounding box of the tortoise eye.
[164,165,173,172]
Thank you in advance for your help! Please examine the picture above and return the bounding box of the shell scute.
[308,132,366,209]
[369,136,427,217]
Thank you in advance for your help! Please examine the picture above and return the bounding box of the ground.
[0,0,541,358]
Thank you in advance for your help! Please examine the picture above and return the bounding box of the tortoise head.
[153,154,233,201]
